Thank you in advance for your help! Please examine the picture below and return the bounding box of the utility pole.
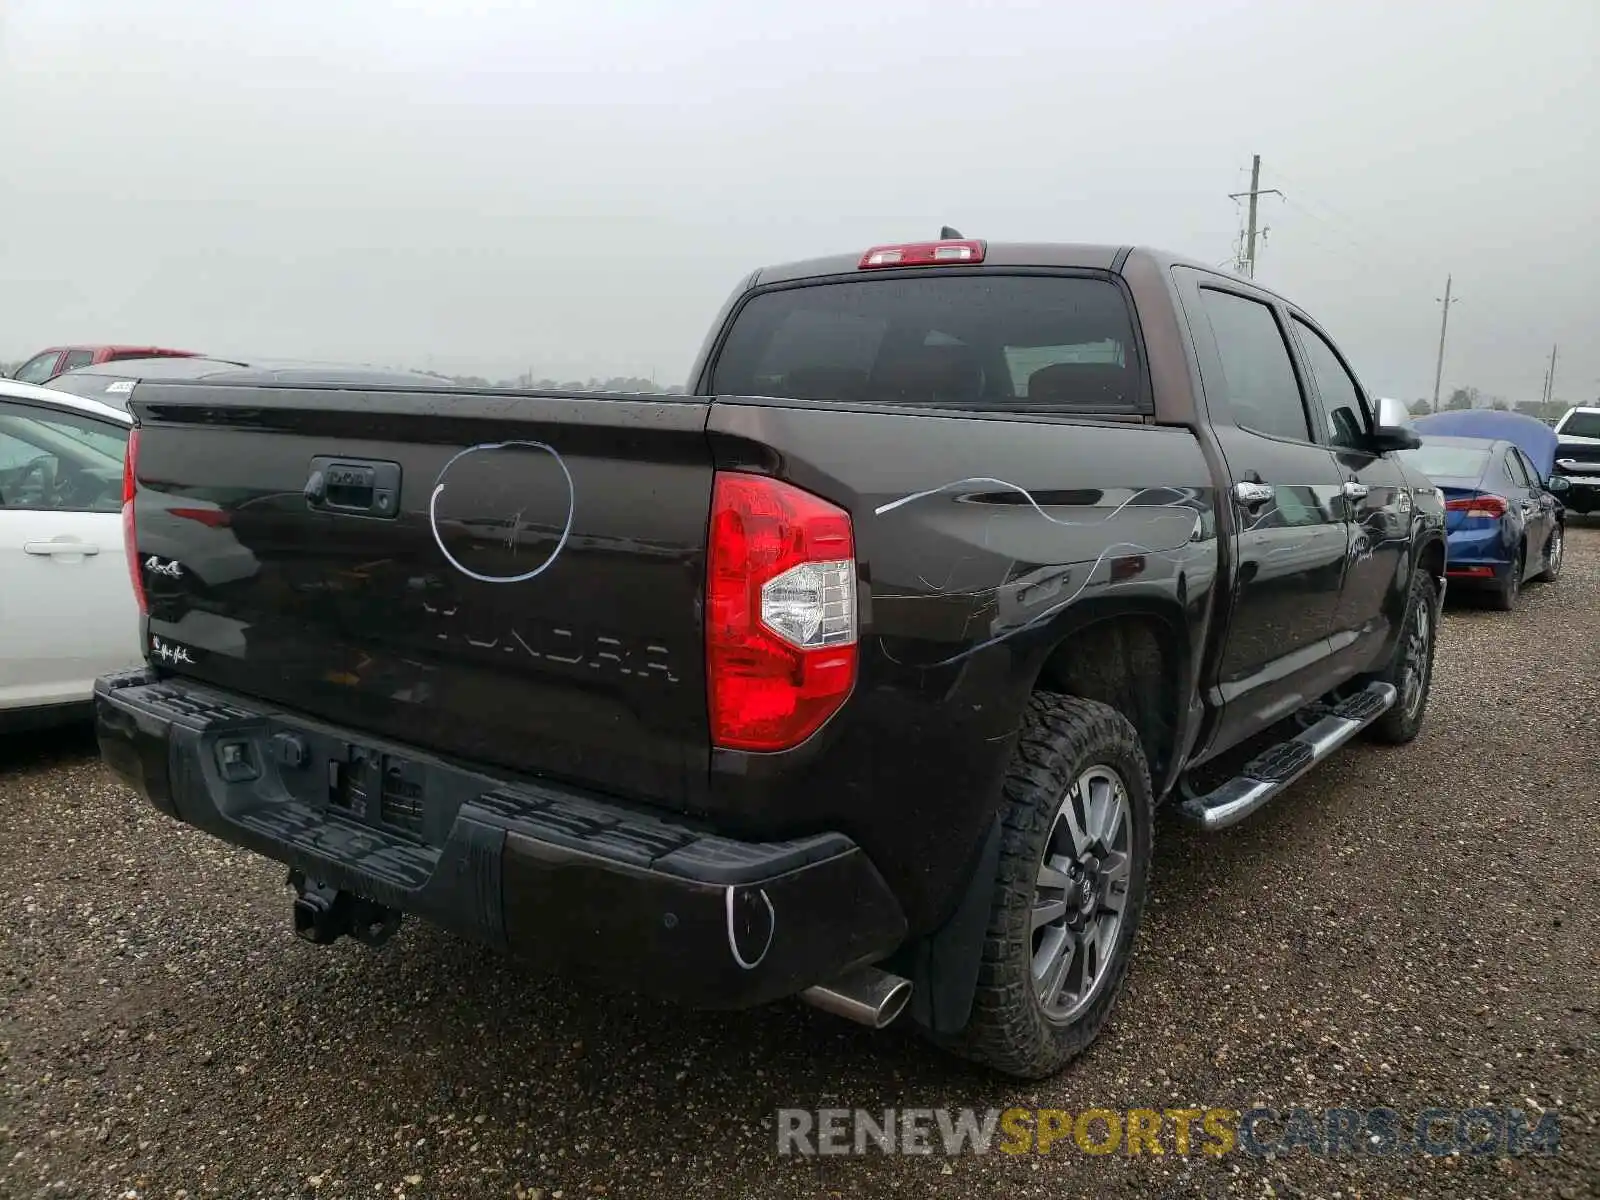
[1228,154,1282,279]
[1543,343,1558,408]
[1430,275,1458,413]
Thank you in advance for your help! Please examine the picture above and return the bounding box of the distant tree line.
[1407,389,1572,421]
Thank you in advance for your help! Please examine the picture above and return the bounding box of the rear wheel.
[931,694,1152,1079]
[1490,549,1522,611]
[1534,524,1564,583]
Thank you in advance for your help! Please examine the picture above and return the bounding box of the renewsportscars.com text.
[776,1106,1562,1159]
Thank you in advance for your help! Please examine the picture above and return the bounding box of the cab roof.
[749,242,1229,287]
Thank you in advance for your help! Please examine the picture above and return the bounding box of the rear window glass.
[1399,444,1491,478]
[1558,411,1600,439]
[710,275,1143,413]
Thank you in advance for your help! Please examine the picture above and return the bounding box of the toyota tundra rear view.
[96,238,1445,1078]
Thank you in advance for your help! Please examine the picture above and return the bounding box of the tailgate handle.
[305,457,401,518]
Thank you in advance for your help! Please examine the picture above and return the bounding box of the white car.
[0,377,142,729]
[1553,405,1600,516]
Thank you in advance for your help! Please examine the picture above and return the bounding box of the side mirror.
[1547,475,1571,494]
[1370,396,1421,452]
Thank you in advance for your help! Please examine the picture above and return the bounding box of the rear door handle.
[1234,481,1274,508]
[24,541,100,556]
[1341,481,1370,500]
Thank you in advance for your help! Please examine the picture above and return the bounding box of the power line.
[1277,192,1432,277]
[1262,169,1590,408]
[1264,178,1461,414]
[1271,197,1379,266]
[1277,196,1370,257]
[1267,165,1451,280]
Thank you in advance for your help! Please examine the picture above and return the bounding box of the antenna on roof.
[940,226,963,240]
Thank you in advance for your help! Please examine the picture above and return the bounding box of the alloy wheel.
[1031,766,1132,1024]
[1400,595,1432,721]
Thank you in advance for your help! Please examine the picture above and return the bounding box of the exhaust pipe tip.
[800,966,913,1029]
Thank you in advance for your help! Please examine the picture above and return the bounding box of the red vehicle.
[9,344,198,385]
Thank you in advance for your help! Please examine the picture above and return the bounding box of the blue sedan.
[1398,434,1565,610]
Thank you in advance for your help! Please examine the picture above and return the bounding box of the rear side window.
[710,274,1144,414]
[1504,450,1530,487]
[0,402,128,512]
[1198,289,1312,443]
[1517,449,1544,485]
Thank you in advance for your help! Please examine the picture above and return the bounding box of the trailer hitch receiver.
[288,870,403,947]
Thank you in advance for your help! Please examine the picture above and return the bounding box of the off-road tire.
[1369,568,1438,745]
[930,693,1153,1079]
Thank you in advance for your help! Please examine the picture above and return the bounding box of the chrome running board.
[1178,682,1397,832]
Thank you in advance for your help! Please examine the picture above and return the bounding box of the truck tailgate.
[128,384,714,808]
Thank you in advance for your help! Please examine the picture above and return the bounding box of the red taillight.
[1445,494,1508,519]
[122,426,147,616]
[858,239,986,269]
[706,472,857,752]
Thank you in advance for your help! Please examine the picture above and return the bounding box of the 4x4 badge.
[150,636,195,666]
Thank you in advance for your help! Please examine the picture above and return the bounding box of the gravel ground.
[3,527,1597,1200]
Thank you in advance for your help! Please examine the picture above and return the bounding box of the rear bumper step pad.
[94,669,906,1009]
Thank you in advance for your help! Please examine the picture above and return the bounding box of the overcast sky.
[3,0,1595,404]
